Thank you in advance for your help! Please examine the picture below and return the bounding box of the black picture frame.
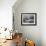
[21,13,37,26]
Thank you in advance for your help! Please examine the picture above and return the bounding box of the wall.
[0,0,16,30]
[0,0,17,38]
[41,0,46,46]
[13,0,41,46]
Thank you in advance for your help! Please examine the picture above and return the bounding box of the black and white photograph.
[21,13,37,26]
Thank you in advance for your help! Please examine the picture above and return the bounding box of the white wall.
[41,0,46,46]
[13,0,41,46]
[0,0,16,30]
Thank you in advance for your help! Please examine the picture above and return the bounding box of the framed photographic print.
[21,13,37,26]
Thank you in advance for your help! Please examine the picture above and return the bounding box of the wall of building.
[0,0,17,39]
[13,0,41,46]
[41,0,46,46]
[0,0,16,29]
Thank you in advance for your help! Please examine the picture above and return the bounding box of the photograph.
[21,13,37,26]
[0,0,45,46]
